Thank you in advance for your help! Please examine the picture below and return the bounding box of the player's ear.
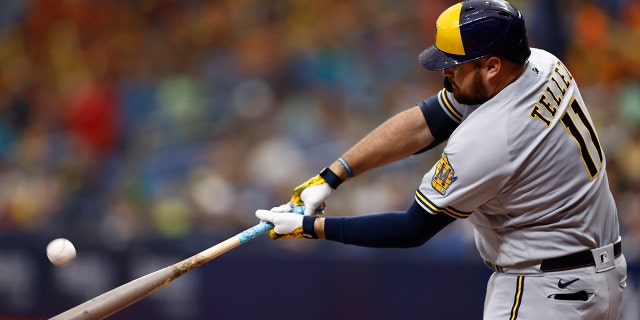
[485,56,501,75]
[481,56,502,85]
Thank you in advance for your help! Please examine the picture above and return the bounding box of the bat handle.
[242,205,319,244]
[237,221,273,244]
[291,205,323,214]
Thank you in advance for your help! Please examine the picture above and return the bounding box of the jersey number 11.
[560,97,604,180]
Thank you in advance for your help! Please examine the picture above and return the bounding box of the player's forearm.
[310,201,455,246]
[328,106,434,180]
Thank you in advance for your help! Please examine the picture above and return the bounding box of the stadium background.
[0,0,638,319]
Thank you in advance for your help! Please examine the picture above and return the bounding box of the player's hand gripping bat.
[49,221,273,320]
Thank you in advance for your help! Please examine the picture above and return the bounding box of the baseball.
[46,238,76,266]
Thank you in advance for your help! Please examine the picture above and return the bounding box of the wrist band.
[319,167,342,189]
[302,216,318,239]
[337,157,354,178]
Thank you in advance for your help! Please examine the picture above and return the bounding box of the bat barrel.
[49,221,273,320]
[50,266,180,320]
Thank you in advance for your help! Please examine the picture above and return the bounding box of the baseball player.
[256,0,627,319]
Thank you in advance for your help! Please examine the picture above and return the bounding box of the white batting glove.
[256,209,304,239]
[290,174,332,215]
[300,185,332,215]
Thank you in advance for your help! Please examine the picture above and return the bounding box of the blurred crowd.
[0,0,639,260]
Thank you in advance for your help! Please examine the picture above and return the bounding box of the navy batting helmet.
[419,0,530,70]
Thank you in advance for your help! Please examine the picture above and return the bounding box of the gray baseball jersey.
[415,48,620,272]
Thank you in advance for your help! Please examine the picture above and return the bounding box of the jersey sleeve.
[416,89,467,153]
[414,114,514,219]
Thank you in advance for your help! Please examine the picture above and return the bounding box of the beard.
[446,68,491,105]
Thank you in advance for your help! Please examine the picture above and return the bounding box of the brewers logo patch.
[432,154,457,195]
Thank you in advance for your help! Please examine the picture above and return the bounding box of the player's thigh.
[483,263,626,320]
[606,255,627,319]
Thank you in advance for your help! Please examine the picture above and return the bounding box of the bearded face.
[443,59,492,105]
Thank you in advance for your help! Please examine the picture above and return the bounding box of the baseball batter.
[256,1,627,319]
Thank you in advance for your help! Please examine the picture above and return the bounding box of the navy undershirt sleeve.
[323,200,456,248]
[414,94,460,154]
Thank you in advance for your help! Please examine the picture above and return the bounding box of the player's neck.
[490,60,527,97]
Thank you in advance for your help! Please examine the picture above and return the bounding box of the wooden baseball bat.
[49,221,273,320]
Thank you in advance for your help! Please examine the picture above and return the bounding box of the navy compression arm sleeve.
[323,200,456,248]
[414,94,460,153]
